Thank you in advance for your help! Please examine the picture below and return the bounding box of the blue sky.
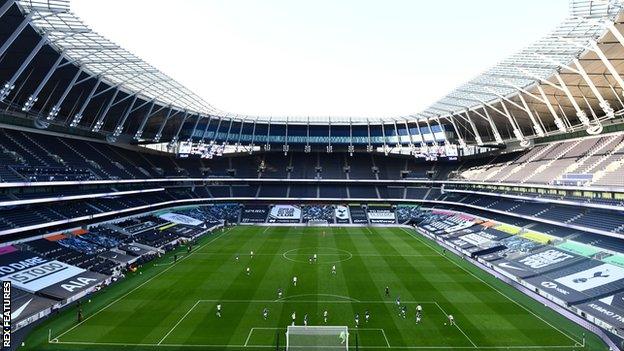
[72,0,570,118]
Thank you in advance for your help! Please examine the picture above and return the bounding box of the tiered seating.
[457,132,624,186]
[24,239,117,275]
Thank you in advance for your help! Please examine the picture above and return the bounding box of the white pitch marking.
[400,228,582,346]
[158,300,202,345]
[53,228,234,342]
[433,302,476,348]
[51,340,581,349]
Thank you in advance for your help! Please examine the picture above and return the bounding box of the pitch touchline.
[399,228,582,346]
[53,227,235,342]
[51,340,581,349]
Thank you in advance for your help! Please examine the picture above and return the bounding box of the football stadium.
[1,0,624,350]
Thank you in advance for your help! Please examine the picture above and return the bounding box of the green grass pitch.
[23,226,608,350]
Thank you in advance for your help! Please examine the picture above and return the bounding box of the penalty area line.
[51,227,234,343]
[158,300,202,345]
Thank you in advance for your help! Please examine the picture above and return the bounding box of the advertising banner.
[335,205,351,224]
[0,251,85,293]
[268,205,301,223]
[158,213,203,227]
[367,209,396,224]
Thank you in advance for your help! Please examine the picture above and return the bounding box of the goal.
[286,326,348,351]
[307,219,329,226]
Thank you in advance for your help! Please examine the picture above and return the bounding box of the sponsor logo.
[541,281,558,289]
[10,298,31,320]
[556,264,624,292]
[586,303,624,323]
[2,281,10,348]
[60,276,98,293]
[540,281,570,296]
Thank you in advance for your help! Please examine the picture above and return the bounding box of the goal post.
[286,326,348,351]
[307,219,329,226]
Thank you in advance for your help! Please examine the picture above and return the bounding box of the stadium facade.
[0,0,624,350]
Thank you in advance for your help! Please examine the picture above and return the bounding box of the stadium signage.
[269,205,301,223]
[555,264,624,292]
[586,303,624,323]
[367,209,396,224]
[0,252,85,293]
[0,256,47,274]
[335,205,350,224]
[576,294,624,329]
[518,249,573,269]
[38,271,107,300]
[60,276,98,293]
[158,213,203,226]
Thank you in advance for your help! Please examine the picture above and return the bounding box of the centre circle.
[282,247,353,264]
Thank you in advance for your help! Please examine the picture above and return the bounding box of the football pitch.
[24,226,606,350]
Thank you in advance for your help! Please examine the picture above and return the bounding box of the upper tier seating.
[456,132,624,186]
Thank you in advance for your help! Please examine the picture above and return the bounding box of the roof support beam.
[1,34,47,101]
[573,58,614,120]
[91,87,121,132]
[171,111,191,144]
[517,93,545,137]
[24,53,65,112]
[133,100,160,140]
[70,76,102,127]
[536,84,567,132]
[554,73,589,127]
[464,110,483,146]
[46,67,82,121]
[113,94,140,136]
[589,40,624,96]
[0,12,33,59]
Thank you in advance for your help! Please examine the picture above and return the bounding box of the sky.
[71,0,570,118]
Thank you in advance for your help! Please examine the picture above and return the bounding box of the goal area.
[286,326,348,351]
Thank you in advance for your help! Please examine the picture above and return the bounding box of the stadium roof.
[2,0,624,146]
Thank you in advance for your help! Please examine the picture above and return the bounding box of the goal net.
[307,219,329,226]
[286,326,348,351]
